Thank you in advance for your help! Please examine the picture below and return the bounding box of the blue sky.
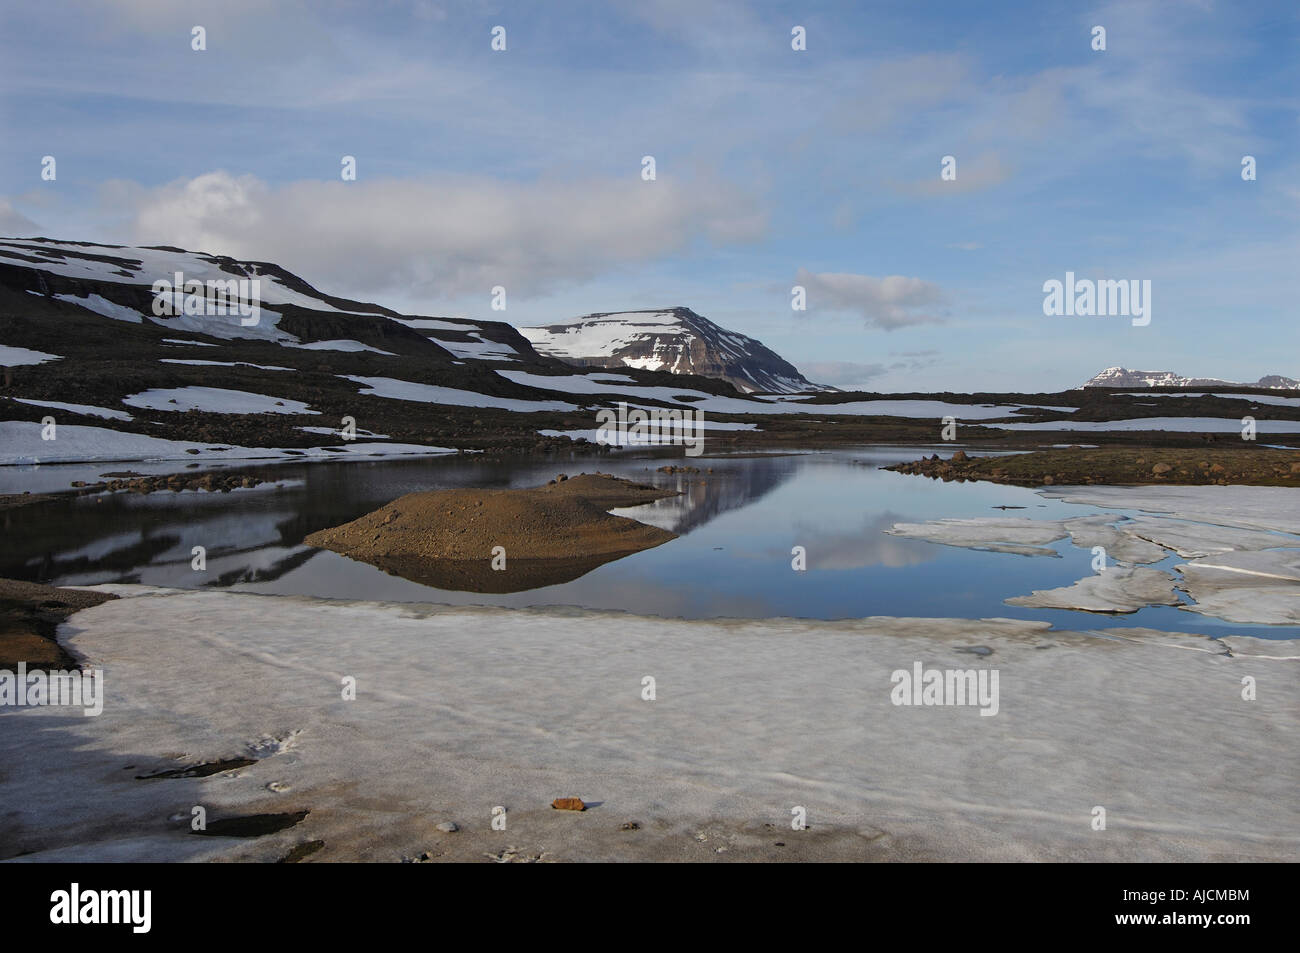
[1,0,1296,391]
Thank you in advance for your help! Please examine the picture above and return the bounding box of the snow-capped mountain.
[1081,367,1300,389]
[520,308,825,394]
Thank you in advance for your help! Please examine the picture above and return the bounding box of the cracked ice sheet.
[1177,550,1300,625]
[1,587,1296,863]
[1118,515,1296,559]
[1061,516,1169,565]
[887,515,1171,564]
[1041,485,1300,536]
[1005,567,1181,613]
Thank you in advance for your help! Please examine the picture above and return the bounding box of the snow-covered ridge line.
[521,307,825,395]
[1081,366,1300,390]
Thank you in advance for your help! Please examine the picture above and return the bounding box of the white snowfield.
[996,416,1298,433]
[160,359,292,371]
[0,588,1294,862]
[0,420,454,466]
[52,292,143,324]
[342,375,577,412]
[12,398,134,421]
[392,318,476,331]
[390,318,520,361]
[497,370,1062,420]
[539,421,758,445]
[122,386,319,415]
[297,425,389,439]
[285,340,396,355]
[434,333,519,362]
[0,344,61,366]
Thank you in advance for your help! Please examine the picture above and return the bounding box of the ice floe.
[1005,567,1181,613]
[1176,550,1300,625]
[886,517,1069,556]
[888,486,1300,625]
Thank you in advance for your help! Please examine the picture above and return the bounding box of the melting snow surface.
[160,359,292,371]
[2,588,1294,861]
[997,417,1299,433]
[12,398,134,421]
[122,386,319,415]
[342,375,577,412]
[0,344,61,365]
[52,293,144,324]
[286,340,396,355]
[0,420,454,466]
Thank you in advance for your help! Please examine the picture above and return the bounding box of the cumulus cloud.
[795,267,946,330]
[109,170,766,302]
[0,199,41,237]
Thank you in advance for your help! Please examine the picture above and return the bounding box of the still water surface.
[2,447,1293,638]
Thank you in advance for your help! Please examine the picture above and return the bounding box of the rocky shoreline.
[886,446,1300,487]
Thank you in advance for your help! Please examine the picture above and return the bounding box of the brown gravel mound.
[303,473,679,593]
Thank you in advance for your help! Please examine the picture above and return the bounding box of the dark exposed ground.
[0,492,55,510]
[886,445,1300,487]
[0,578,117,668]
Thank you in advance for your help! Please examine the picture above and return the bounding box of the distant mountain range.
[1081,367,1300,390]
[521,308,825,395]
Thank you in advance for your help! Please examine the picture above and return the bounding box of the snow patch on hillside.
[122,386,318,415]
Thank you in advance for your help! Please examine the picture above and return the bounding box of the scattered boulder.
[551,797,586,811]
